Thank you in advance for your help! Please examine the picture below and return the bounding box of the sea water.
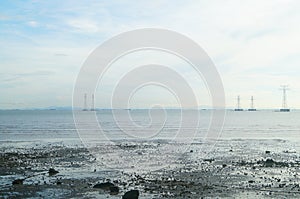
[1,109,300,144]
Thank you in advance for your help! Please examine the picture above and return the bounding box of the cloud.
[1,0,300,108]
[0,70,55,83]
[54,53,68,56]
[27,20,38,27]
[0,14,9,21]
[67,19,99,33]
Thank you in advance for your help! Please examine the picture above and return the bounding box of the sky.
[1,0,300,109]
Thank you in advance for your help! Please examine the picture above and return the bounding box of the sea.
[1,109,300,144]
[2,109,300,169]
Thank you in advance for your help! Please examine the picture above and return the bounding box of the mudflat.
[1,139,300,198]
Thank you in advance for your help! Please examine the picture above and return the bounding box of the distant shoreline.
[0,108,299,111]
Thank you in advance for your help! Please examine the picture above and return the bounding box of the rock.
[48,168,59,176]
[190,150,193,153]
[248,180,255,183]
[123,190,139,199]
[265,150,271,154]
[93,182,114,190]
[283,149,296,153]
[203,158,214,163]
[12,179,24,185]
[279,183,286,188]
[110,186,119,195]
[265,159,275,167]
[277,178,281,182]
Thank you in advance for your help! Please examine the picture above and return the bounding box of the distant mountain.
[9,106,82,111]
[44,106,74,110]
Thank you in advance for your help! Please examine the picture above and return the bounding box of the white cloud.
[1,0,300,108]
[67,19,99,33]
[27,20,38,27]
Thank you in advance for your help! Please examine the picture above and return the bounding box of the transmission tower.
[91,94,95,111]
[234,95,243,111]
[280,85,290,112]
[248,96,256,111]
[83,93,88,111]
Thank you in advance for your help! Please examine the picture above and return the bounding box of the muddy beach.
[1,139,300,198]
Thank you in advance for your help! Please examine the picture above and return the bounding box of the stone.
[48,168,59,176]
[123,190,139,199]
[93,182,114,190]
[265,159,275,167]
[12,179,24,185]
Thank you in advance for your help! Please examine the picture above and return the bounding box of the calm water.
[0,109,300,144]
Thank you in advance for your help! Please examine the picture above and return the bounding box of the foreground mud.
[1,139,300,198]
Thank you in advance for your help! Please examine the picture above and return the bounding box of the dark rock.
[123,190,139,199]
[265,159,275,167]
[190,150,193,153]
[56,181,62,185]
[93,182,114,190]
[203,158,214,163]
[48,168,59,176]
[265,150,271,154]
[240,160,247,166]
[279,183,286,188]
[12,179,24,185]
[283,150,296,153]
[110,186,119,195]
[222,164,227,168]
[248,180,255,183]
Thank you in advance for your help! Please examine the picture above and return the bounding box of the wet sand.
[1,139,300,198]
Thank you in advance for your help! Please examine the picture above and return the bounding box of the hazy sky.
[1,0,300,109]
